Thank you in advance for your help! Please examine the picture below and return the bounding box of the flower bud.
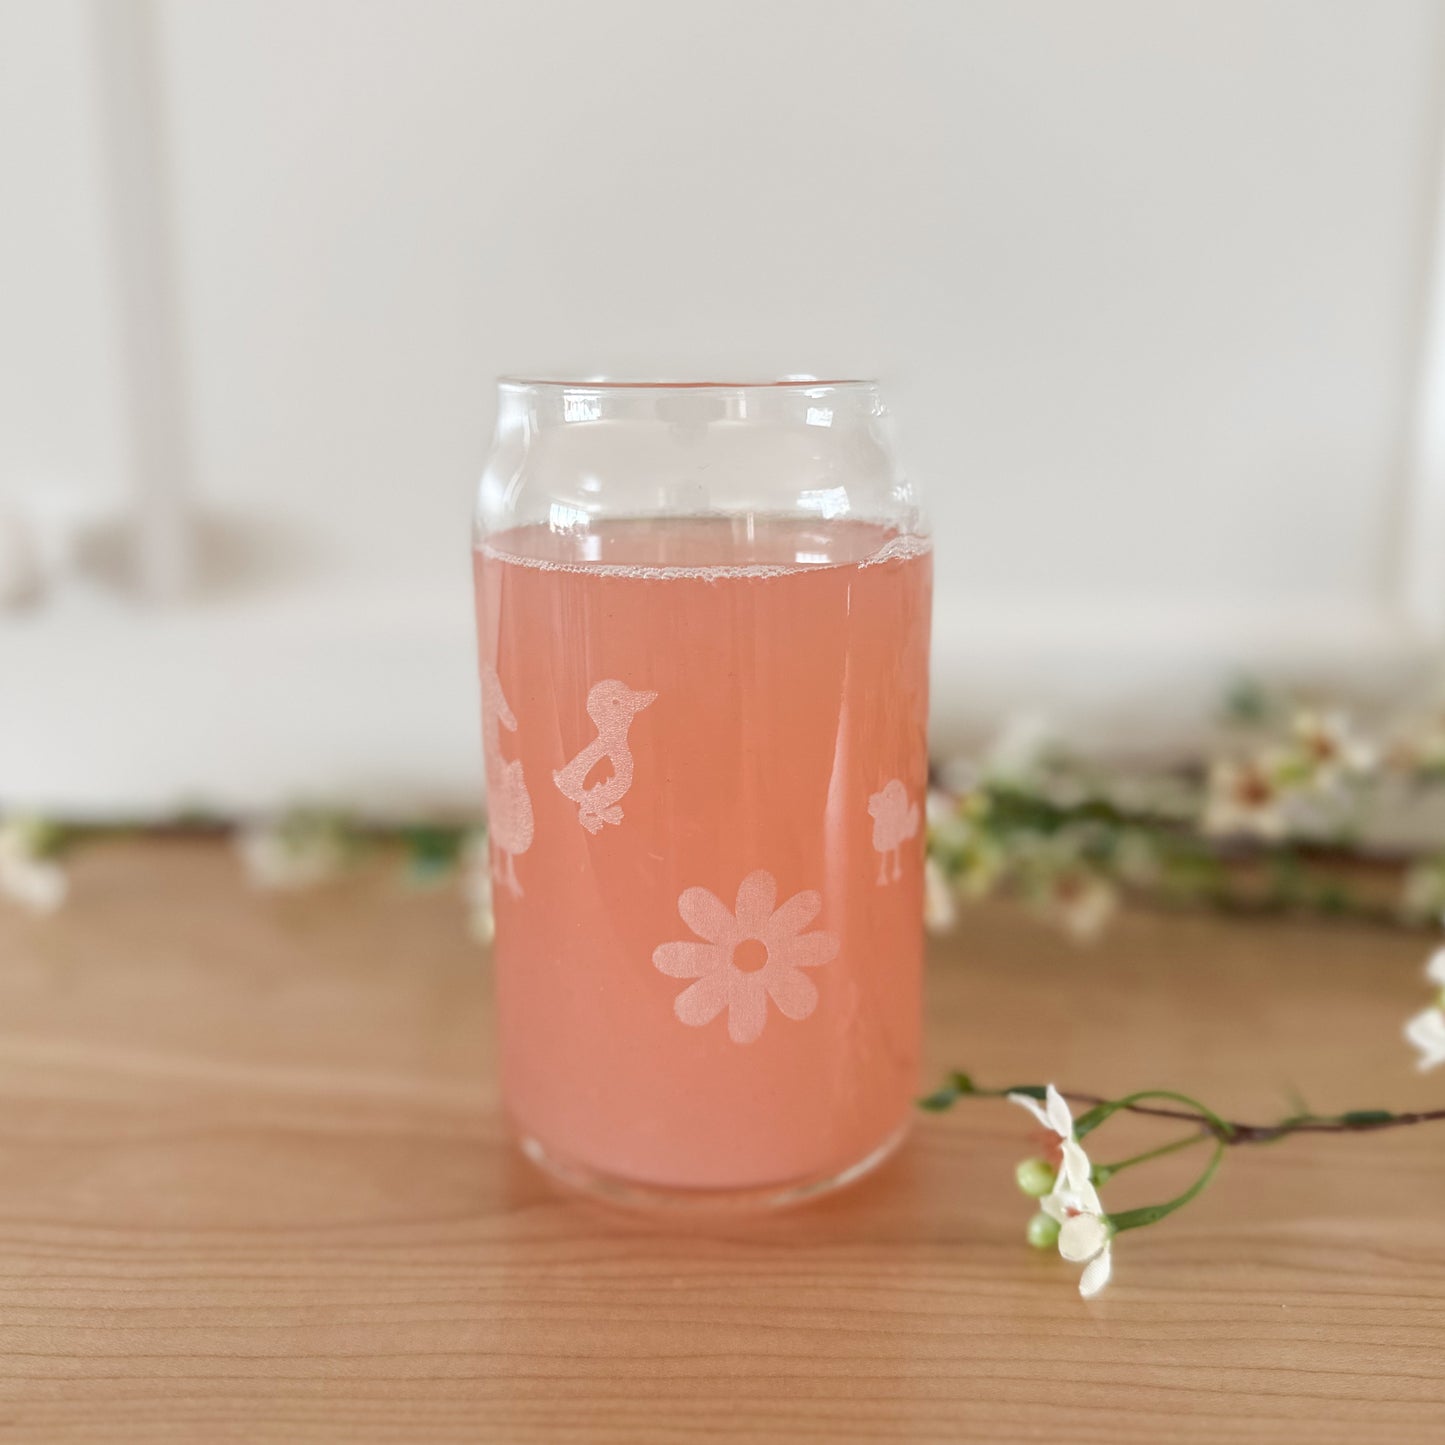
[1026,1212,1061,1250]
[1015,1157,1056,1198]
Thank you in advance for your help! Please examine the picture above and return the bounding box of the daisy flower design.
[652,870,838,1044]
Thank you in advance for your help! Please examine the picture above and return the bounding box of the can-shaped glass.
[472,378,932,1206]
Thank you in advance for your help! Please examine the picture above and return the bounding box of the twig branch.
[922,1074,1445,1144]
[1056,1091,1445,1143]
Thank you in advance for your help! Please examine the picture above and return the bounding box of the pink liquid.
[473,516,932,1196]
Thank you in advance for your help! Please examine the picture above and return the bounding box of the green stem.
[1092,1131,1207,1184]
[1108,1140,1225,1233]
[919,1074,1445,1141]
[1072,1089,1235,1142]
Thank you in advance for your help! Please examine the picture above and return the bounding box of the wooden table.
[0,838,1440,1442]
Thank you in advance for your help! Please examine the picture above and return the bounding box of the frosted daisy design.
[652,870,839,1044]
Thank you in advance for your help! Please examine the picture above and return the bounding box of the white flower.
[652,870,838,1044]
[928,788,1005,902]
[1405,945,1445,1071]
[985,713,1059,784]
[1389,712,1445,777]
[924,856,958,934]
[462,830,495,945]
[1426,943,1445,991]
[1202,758,1286,839]
[1009,1082,1074,1143]
[1010,1084,1113,1298]
[926,788,956,830]
[926,789,972,853]
[1044,867,1117,944]
[1290,709,1376,787]
[1042,1170,1114,1298]
[1401,858,1445,921]
[236,821,345,890]
[1406,1007,1445,1071]
[0,821,66,913]
[937,757,981,797]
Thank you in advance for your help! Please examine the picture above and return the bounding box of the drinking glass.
[473,378,931,1206]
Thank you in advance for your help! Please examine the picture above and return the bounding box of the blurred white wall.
[4,0,1445,813]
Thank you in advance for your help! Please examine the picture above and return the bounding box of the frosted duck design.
[868,778,919,884]
[480,662,534,897]
[553,679,657,834]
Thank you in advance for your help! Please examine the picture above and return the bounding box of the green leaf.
[1071,1103,1112,1138]
[917,1089,959,1112]
[917,1070,982,1112]
[1220,676,1275,725]
[1109,1140,1225,1234]
[1340,1109,1394,1127]
[402,825,466,885]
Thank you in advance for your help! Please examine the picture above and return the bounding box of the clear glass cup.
[472,378,931,1206]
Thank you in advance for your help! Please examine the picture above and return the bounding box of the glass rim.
[497,375,879,392]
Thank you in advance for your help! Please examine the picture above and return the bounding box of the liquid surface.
[474,517,932,1192]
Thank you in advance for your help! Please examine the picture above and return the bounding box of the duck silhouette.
[553,679,657,834]
[480,662,533,897]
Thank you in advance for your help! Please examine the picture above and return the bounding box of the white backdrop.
[4,0,1445,813]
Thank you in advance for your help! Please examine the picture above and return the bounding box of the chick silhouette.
[480,662,533,897]
[553,679,658,834]
[867,778,919,884]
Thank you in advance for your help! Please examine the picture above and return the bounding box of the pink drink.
[474,516,932,1197]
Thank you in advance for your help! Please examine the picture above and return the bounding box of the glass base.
[517,1121,909,1212]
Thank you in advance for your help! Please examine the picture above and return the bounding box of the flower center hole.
[732,938,770,973]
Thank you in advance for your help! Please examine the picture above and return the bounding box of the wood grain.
[0,838,1439,1443]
